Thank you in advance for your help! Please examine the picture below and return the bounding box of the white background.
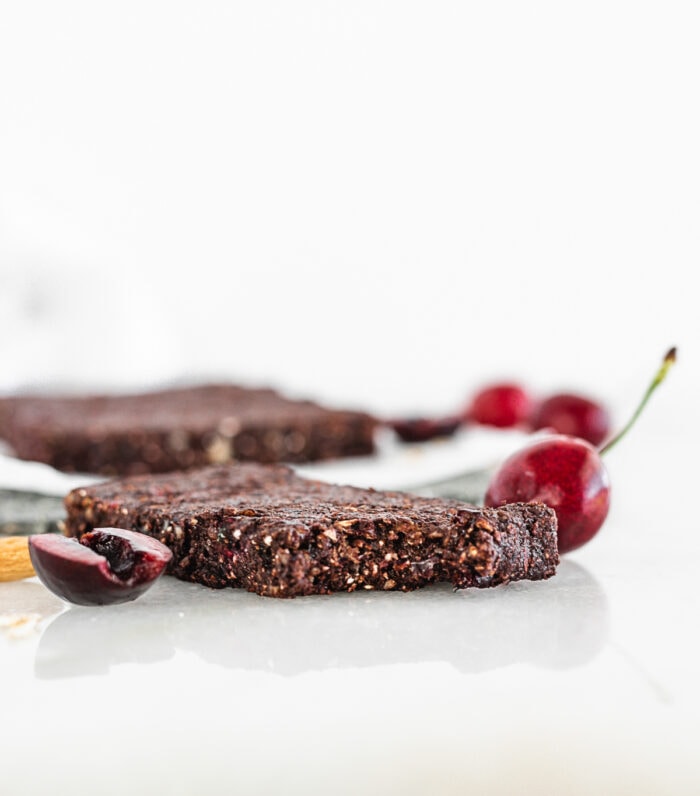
[1,3,699,795]
[0,1,697,418]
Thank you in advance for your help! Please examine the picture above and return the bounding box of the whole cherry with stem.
[484,347,677,554]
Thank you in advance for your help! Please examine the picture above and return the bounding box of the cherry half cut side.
[29,528,173,606]
[388,415,462,443]
[485,347,677,554]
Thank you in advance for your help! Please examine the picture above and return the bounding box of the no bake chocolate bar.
[0,385,376,475]
[64,463,559,598]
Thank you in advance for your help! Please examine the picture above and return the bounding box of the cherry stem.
[599,347,677,456]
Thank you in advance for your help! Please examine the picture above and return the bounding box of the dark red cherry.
[388,415,462,443]
[466,383,533,428]
[484,435,610,554]
[484,348,677,555]
[533,393,611,446]
[29,528,173,606]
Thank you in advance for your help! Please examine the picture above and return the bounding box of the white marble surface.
[1,422,698,796]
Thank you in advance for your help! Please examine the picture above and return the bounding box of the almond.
[0,536,36,582]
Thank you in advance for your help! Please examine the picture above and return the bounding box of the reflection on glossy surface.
[1,579,65,619]
[0,580,65,640]
[35,560,609,679]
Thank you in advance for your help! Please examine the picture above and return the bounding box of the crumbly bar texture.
[0,385,376,475]
[64,464,559,598]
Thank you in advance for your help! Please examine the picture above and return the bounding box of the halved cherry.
[29,528,172,606]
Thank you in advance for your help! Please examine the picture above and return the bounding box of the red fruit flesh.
[466,384,533,428]
[29,528,173,606]
[484,435,610,554]
[533,393,611,446]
